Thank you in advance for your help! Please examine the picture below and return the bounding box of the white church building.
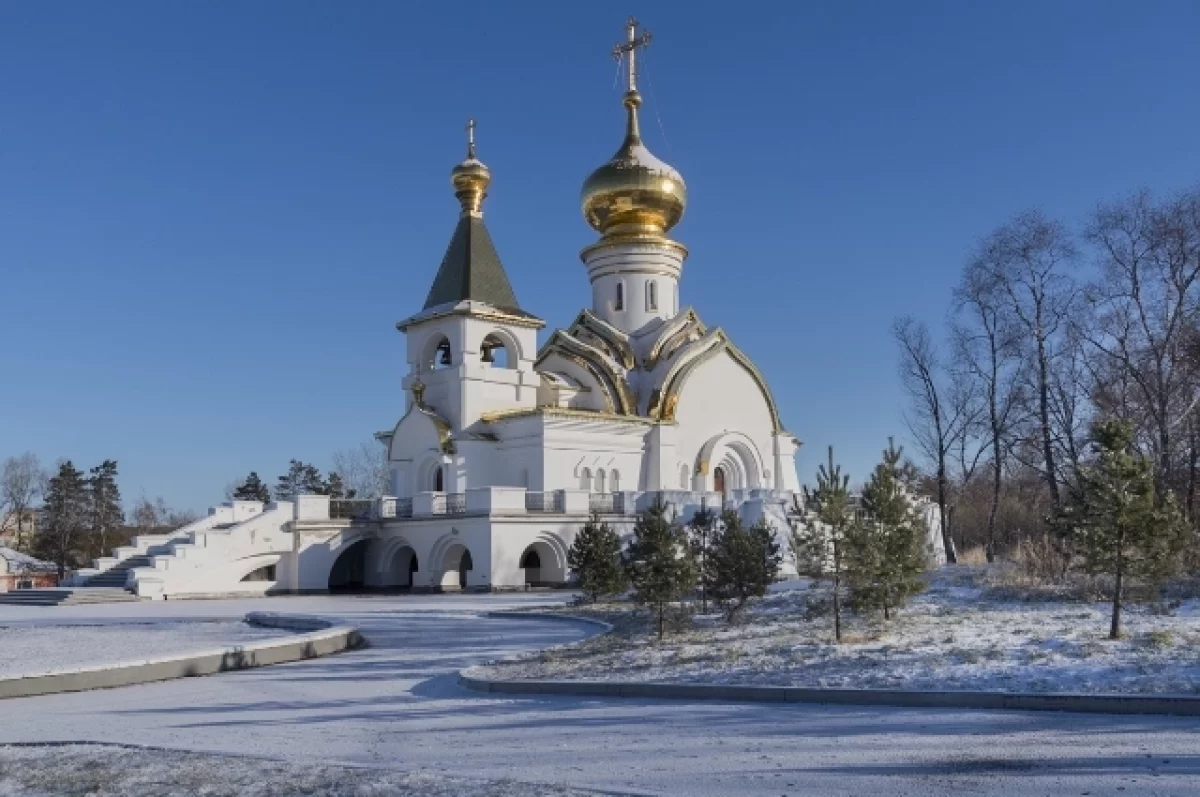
[71,20,810,599]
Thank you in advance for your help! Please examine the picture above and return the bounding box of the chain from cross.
[611,16,652,94]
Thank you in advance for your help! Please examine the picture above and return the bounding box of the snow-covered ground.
[0,620,293,678]
[0,598,1197,796]
[481,567,1200,694]
[0,744,608,796]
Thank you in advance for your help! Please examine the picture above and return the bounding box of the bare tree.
[1,452,47,551]
[1083,188,1200,496]
[954,253,1028,560]
[894,316,976,563]
[331,440,391,498]
[972,211,1078,508]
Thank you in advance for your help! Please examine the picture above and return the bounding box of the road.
[1,593,1197,796]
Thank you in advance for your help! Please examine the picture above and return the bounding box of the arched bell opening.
[328,539,370,592]
[480,333,515,369]
[421,333,454,372]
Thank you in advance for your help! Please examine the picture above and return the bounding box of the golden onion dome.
[452,119,490,216]
[582,88,687,238]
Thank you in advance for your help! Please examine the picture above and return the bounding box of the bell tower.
[396,120,544,434]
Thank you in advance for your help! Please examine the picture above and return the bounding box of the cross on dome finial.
[451,117,490,216]
[612,17,652,96]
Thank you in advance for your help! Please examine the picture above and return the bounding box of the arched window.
[610,470,620,492]
[714,466,727,496]
[433,466,444,493]
[615,282,624,311]
[681,464,690,490]
[595,469,606,493]
[647,281,658,311]
[579,467,592,490]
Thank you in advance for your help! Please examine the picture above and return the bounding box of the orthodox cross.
[466,118,477,159]
[612,17,652,94]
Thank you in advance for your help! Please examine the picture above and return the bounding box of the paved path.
[1,594,1198,796]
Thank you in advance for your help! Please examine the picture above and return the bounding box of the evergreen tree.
[624,498,697,639]
[85,460,123,562]
[233,472,272,504]
[687,505,717,613]
[705,510,781,622]
[846,440,929,620]
[323,472,357,499]
[567,513,628,602]
[38,461,87,578]
[791,446,854,642]
[1056,419,1187,639]
[274,460,327,501]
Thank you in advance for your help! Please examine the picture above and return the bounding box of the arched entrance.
[521,548,542,585]
[438,543,472,591]
[388,545,418,589]
[519,538,569,588]
[328,539,369,592]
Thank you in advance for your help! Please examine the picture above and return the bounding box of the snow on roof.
[0,547,56,573]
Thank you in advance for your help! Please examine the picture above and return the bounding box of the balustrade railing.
[431,493,467,516]
[525,491,565,513]
[395,497,413,518]
[588,493,626,515]
[330,498,374,520]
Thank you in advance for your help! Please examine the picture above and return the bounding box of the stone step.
[0,588,140,606]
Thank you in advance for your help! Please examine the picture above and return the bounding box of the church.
[70,20,804,599]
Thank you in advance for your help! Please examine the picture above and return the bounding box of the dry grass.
[957,546,989,565]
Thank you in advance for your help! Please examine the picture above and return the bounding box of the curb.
[0,613,363,701]
[463,612,1200,717]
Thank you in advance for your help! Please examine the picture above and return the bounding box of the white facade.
[74,30,812,599]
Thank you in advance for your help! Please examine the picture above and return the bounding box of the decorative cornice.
[397,301,545,332]
[480,407,658,426]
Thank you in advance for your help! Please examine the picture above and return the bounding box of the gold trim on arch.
[535,330,636,415]
[644,308,707,370]
[647,327,784,433]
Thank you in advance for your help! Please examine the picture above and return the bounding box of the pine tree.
[1056,419,1187,639]
[233,472,271,504]
[791,446,854,642]
[326,472,353,500]
[567,513,628,602]
[846,440,929,620]
[85,460,123,562]
[624,498,697,639]
[687,505,717,613]
[274,460,327,501]
[705,510,781,622]
[38,461,87,578]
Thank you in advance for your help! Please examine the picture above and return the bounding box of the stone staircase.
[0,588,141,606]
[82,555,153,589]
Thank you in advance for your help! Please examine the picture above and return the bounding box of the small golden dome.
[452,118,490,216]
[582,90,686,238]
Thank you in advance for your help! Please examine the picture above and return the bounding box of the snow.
[0,621,292,678]
[0,547,55,573]
[481,567,1200,695]
[0,592,1197,796]
[0,744,606,796]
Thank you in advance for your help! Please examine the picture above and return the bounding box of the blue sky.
[2,1,1199,511]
